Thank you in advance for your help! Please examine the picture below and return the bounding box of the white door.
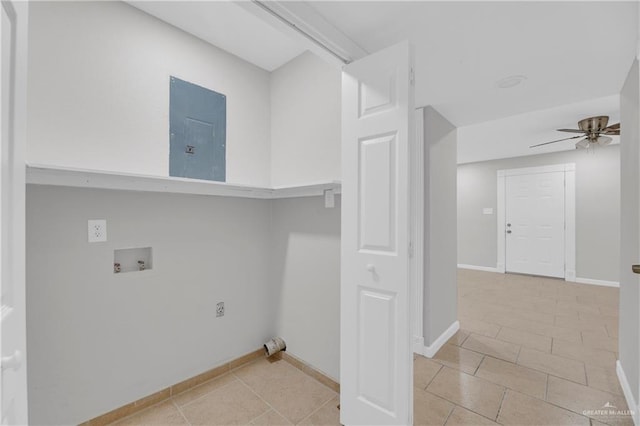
[341,41,414,425]
[0,0,29,423]
[505,171,565,278]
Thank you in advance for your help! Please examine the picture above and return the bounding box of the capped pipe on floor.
[264,337,286,357]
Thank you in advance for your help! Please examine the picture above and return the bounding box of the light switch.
[483,208,494,215]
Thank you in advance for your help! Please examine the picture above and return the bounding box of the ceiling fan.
[530,116,620,149]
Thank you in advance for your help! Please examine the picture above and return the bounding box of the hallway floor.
[112,270,631,425]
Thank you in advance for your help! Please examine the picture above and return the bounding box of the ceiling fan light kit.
[530,115,620,149]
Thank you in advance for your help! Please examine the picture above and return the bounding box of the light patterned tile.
[298,397,340,426]
[497,326,552,352]
[426,367,505,420]
[115,401,187,426]
[414,387,454,426]
[444,406,498,426]
[414,355,443,389]
[517,347,586,384]
[475,357,547,399]
[552,339,618,369]
[234,358,335,424]
[546,376,632,426]
[498,390,590,425]
[461,334,520,363]
[250,409,293,425]
[431,344,484,375]
[180,380,269,425]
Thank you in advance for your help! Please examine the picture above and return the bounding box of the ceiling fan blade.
[576,138,590,149]
[557,129,585,133]
[603,129,620,135]
[606,122,620,130]
[529,135,582,148]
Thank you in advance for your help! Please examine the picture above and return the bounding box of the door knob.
[633,265,640,274]
[1,350,22,371]
[507,223,511,227]
[506,230,512,234]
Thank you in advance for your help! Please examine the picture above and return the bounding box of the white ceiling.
[127,1,306,71]
[304,1,637,127]
[128,1,637,135]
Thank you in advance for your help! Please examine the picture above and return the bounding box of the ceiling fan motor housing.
[578,116,609,133]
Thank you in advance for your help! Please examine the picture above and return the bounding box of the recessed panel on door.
[359,133,397,253]
[357,288,396,414]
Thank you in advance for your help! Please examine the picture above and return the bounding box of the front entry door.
[505,171,565,278]
[341,41,414,425]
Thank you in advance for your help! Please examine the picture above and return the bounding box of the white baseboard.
[413,336,425,355]
[616,360,639,425]
[457,264,499,273]
[575,277,620,288]
[565,270,576,282]
[422,321,460,358]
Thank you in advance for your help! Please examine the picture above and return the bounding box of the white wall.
[619,59,640,412]
[457,95,620,165]
[27,1,271,186]
[270,197,341,380]
[423,107,458,346]
[26,186,275,425]
[270,52,341,187]
[457,145,621,282]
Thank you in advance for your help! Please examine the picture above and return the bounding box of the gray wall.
[26,186,275,425]
[619,59,639,406]
[458,144,621,282]
[270,197,341,380]
[423,107,458,345]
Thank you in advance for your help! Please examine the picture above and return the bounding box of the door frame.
[496,163,576,281]
[411,108,424,353]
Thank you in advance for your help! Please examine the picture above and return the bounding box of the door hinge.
[410,68,415,86]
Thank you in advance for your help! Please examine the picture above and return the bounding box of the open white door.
[340,41,414,425]
[0,0,29,423]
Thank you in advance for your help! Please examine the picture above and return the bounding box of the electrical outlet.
[88,220,107,243]
[216,302,224,317]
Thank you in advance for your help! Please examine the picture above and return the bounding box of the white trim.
[575,277,620,288]
[496,176,506,273]
[236,1,367,66]
[457,264,500,273]
[413,336,425,355]
[617,360,639,425]
[411,108,425,352]
[497,163,576,280]
[421,321,460,358]
[26,164,342,200]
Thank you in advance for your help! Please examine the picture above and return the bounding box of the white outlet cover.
[88,219,107,243]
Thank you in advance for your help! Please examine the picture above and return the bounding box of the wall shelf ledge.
[26,164,341,200]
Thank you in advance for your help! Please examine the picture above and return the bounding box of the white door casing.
[497,164,576,281]
[340,41,414,425]
[505,171,565,278]
[0,0,29,423]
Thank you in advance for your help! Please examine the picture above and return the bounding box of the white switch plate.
[324,189,335,209]
[88,219,107,243]
[483,208,494,215]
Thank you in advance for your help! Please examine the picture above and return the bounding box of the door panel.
[505,171,565,278]
[1,0,29,423]
[341,41,414,425]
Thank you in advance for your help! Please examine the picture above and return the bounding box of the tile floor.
[113,269,631,425]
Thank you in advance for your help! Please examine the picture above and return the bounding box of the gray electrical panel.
[169,76,226,181]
